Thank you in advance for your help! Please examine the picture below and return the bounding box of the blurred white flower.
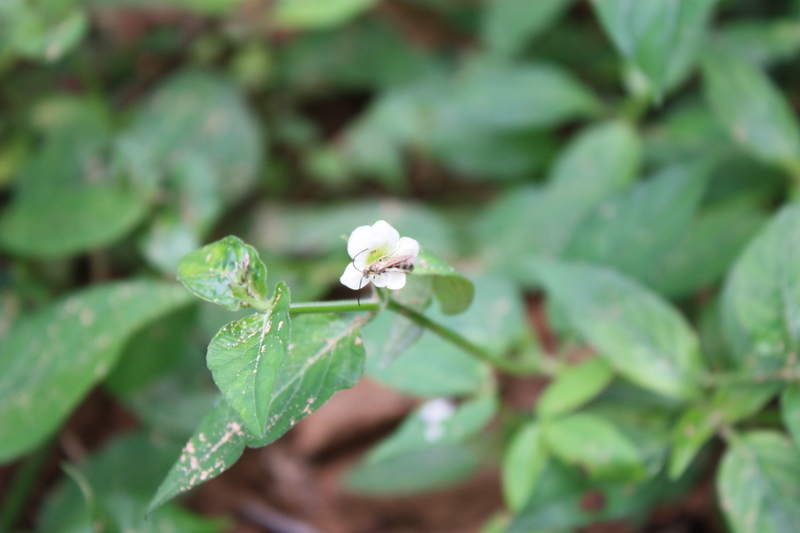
[419,398,456,443]
[340,220,419,292]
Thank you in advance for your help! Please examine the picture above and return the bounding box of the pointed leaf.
[543,412,646,481]
[177,236,269,311]
[482,0,575,57]
[502,422,549,511]
[717,431,800,533]
[641,199,767,298]
[116,70,264,204]
[0,281,192,462]
[0,184,147,258]
[534,261,703,399]
[446,62,602,130]
[593,0,718,96]
[148,401,249,514]
[722,203,800,372]
[477,121,641,277]
[207,282,291,437]
[537,358,614,419]
[247,313,367,446]
[565,161,710,284]
[703,49,800,165]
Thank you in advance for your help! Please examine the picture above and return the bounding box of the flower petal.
[371,220,400,251]
[340,263,367,291]
[347,225,378,259]
[375,270,407,290]
[394,236,420,261]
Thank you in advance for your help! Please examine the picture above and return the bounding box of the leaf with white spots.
[150,313,368,510]
[177,236,269,311]
[147,401,250,514]
[116,70,264,205]
[0,281,192,463]
[533,260,703,400]
[722,202,800,373]
[247,313,367,447]
[207,282,291,438]
[366,394,498,464]
[703,48,800,166]
[717,431,800,533]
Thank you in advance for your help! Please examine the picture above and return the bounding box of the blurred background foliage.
[3,0,800,532]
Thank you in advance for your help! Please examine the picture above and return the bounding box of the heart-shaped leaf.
[177,236,269,311]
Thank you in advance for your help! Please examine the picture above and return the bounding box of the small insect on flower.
[340,220,420,294]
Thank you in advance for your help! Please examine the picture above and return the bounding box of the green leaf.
[249,200,458,259]
[376,276,433,368]
[482,0,575,57]
[0,281,192,463]
[206,283,291,437]
[564,161,710,284]
[345,443,482,496]
[547,120,642,202]
[367,395,497,463]
[40,433,228,533]
[431,124,556,182]
[366,276,519,396]
[703,48,800,166]
[273,0,377,29]
[445,62,602,130]
[0,184,148,258]
[105,306,198,397]
[476,121,641,277]
[592,0,718,97]
[508,461,692,532]
[715,19,800,66]
[669,383,778,481]
[537,358,614,419]
[717,431,800,533]
[148,401,249,514]
[502,422,549,511]
[3,5,88,62]
[177,236,269,312]
[365,314,491,398]
[722,203,800,372]
[246,313,367,447]
[534,261,703,399]
[116,70,264,204]
[668,406,718,480]
[542,412,646,482]
[152,313,366,509]
[781,383,800,448]
[141,153,225,274]
[712,383,779,423]
[640,199,768,299]
[413,249,474,315]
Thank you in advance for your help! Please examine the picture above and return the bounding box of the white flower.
[419,398,455,443]
[419,398,456,424]
[340,220,419,292]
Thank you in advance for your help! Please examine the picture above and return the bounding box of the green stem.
[385,299,540,375]
[0,444,51,532]
[289,299,380,314]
